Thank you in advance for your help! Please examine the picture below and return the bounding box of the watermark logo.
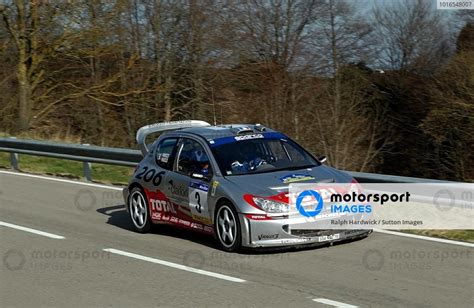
[433,189,455,212]
[181,249,293,279]
[295,190,324,217]
[75,189,97,211]
[182,250,205,269]
[362,248,472,272]
[3,249,26,271]
[289,183,474,230]
[362,249,384,271]
[3,248,110,271]
[74,189,123,211]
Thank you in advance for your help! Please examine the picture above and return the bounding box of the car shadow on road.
[96,204,219,250]
[97,204,371,255]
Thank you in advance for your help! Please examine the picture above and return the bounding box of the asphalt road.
[1,171,473,307]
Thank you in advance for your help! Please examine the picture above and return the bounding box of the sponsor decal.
[280,174,315,184]
[144,188,214,234]
[190,222,203,230]
[279,238,312,244]
[150,198,177,214]
[145,189,178,220]
[211,181,219,197]
[179,219,191,227]
[209,132,286,147]
[135,167,166,186]
[168,180,188,198]
[192,214,212,225]
[318,234,340,242]
[245,214,272,220]
[234,134,264,141]
[189,181,209,215]
[189,181,209,192]
[257,234,279,240]
[156,153,169,163]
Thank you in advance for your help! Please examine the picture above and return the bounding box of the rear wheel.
[128,187,151,233]
[215,202,241,252]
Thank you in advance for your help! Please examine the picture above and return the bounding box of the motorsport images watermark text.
[3,248,110,271]
[289,183,473,230]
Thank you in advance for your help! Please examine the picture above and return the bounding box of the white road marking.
[103,248,246,283]
[1,171,473,248]
[313,298,358,307]
[374,229,474,248]
[0,221,65,239]
[0,170,123,191]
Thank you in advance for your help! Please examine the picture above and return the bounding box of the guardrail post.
[9,137,19,170]
[10,152,18,170]
[82,144,92,181]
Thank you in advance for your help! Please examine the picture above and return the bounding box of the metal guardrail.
[0,137,452,183]
[0,137,141,181]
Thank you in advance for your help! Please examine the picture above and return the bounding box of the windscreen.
[211,137,318,175]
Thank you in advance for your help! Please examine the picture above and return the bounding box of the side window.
[155,138,178,170]
[177,139,213,177]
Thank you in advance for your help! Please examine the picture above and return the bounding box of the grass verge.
[0,152,133,185]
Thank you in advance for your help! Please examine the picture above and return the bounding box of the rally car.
[123,120,371,251]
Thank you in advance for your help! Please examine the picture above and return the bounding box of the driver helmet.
[192,149,209,175]
[192,149,209,163]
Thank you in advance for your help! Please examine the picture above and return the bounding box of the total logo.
[295,190,372,217]
[150,199,177,214]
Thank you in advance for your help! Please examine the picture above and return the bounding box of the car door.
[143,137,179,221]
[170,137,214,226]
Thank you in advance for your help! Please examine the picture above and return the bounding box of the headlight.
[253,197,289,213]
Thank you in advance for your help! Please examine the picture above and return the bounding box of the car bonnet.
[224,165,351,197]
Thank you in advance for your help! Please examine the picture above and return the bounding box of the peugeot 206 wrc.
[123,120,371,251]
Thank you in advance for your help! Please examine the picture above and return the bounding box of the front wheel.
[128,187,151,233]
[215,202,241,252]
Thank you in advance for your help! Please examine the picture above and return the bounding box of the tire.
[128,187,151,233]
[215,201,241,252]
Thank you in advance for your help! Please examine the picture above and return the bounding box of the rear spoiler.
[136,120,211,155]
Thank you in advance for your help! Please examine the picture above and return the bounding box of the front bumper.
[240,214,371,248]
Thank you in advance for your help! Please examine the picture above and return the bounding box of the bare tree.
[302,0,386,171]
[421,23,474,180]
[216,0,322,136]
[1,0,51,131]
[372,0,453,74]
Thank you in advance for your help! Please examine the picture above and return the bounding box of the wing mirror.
[318,155,327,164]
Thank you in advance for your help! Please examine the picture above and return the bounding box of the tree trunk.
[17,58,31,131]
[15,0,31,131]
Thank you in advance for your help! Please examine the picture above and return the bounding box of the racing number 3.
[189,184,209,217]
[195,192,202,213]
[135,167,166,186]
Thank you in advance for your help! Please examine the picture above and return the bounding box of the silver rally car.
[123,120,370,251]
